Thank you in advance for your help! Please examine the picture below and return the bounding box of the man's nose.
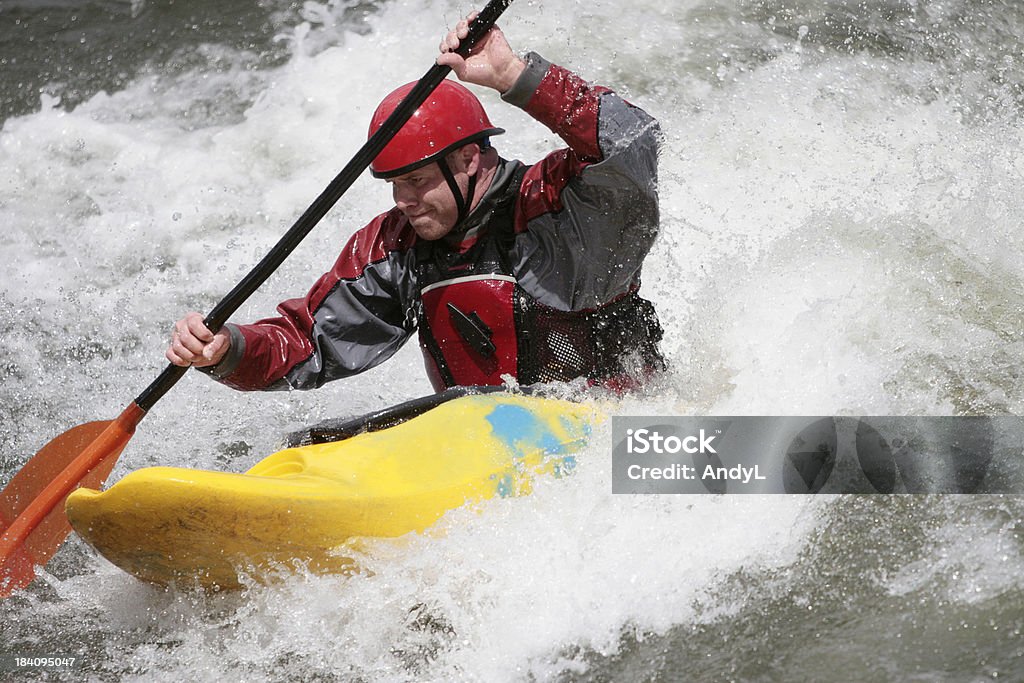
[393,185,417,210]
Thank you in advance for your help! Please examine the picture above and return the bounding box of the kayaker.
[166,11,665,393]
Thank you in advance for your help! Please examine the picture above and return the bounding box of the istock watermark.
[625,427,719,454]
[612,416,1023,494]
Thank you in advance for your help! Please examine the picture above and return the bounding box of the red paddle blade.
[0,403,144,597]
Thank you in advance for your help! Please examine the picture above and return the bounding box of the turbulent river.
[2,0,1023,680]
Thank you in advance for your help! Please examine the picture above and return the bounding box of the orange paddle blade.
[0,403,144,597]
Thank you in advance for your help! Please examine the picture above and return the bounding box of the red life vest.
[415,165,664,392]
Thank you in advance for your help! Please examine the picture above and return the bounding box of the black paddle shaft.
[135,0,514,412]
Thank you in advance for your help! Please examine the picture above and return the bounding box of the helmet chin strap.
[437,158,477,231]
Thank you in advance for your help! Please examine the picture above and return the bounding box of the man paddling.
[166,12,665,393]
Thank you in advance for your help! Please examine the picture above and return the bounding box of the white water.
[2,0,1023,680]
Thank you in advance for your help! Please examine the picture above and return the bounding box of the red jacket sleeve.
[210,211,421,391]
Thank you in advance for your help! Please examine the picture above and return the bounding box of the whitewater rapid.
[2,0,1023,680]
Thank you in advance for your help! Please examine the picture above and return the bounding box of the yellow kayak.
[65,391,597,589]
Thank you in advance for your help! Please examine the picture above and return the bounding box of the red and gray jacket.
[205,52,664,393]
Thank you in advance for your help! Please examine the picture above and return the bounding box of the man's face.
[387,146,477,240]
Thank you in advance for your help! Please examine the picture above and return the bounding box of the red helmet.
[369,79,504,179]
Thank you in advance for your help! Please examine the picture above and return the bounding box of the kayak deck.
[66,392,597,589]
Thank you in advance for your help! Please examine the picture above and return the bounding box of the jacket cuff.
[501,51,551,109]
[196,323,246,380]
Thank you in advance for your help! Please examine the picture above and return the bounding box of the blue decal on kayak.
[486,404,562,458]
